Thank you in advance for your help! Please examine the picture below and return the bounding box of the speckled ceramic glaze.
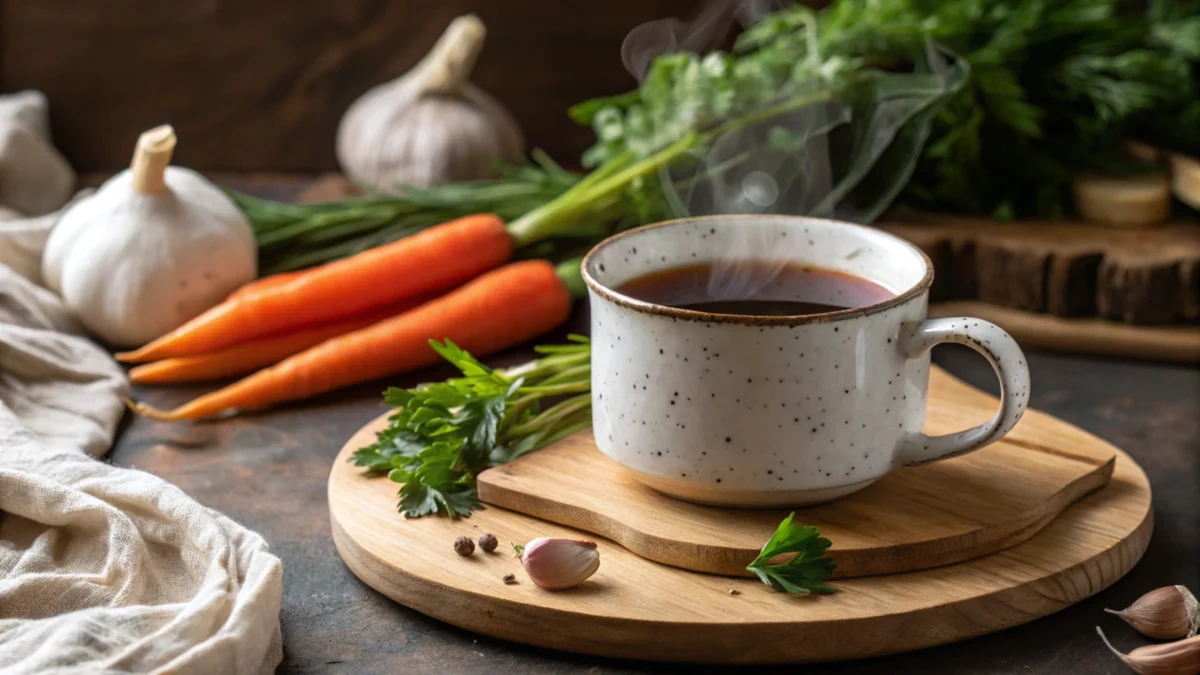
[582,215,1030,507]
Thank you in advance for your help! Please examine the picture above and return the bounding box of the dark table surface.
[114,327,1200,675]
[110,181,1200,675]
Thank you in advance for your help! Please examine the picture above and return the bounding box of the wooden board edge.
[328,448,1152,664]
[477,453,1115,578]
[1002,436,1118,467]
[885,454,1117,573]
[931,301,1200,362]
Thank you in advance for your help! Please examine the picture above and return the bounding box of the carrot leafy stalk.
[231,151,582,274]
[352,336,591,518]
[746,513,836,595]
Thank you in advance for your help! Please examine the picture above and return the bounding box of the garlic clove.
[1097,627,1200,675]
[520,537,600,590]
[1106,586,1200,640]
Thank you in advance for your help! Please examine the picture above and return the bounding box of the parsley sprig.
[746,513,837,595]
[507,5,966,243]
[809,0,1200,218]
[569,0,1200,222]
[351,336,591,518]
[351,339,840,598]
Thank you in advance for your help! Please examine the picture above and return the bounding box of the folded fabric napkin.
[0,90,283,675]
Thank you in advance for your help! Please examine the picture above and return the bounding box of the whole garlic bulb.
[42,125,257,347]
[0,90,75,216]
[336,14,525,191]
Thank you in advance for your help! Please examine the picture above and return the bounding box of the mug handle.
[895,317,1031,466]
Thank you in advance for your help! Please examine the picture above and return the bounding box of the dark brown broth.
[617,261,893,317]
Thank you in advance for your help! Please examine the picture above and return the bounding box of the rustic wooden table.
[112,324,1199,675]
[110,182,1200,674]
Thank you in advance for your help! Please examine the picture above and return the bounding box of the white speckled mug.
[582,215,1030,507]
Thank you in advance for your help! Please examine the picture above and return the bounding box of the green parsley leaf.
[395,480,479,520]
[746,513,836,595]
[352,337,592,519]
[819,0,1200,218]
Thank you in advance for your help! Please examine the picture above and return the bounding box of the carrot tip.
[116,348,153,363]
[123,396,182,422]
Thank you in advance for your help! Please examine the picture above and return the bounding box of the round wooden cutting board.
[474,369,1117,579]
[328,371,1153,664]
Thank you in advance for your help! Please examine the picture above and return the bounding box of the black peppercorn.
[478,533,498,553]
[454,535,475,556]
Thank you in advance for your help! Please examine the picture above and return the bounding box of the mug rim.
[581,214,934,326]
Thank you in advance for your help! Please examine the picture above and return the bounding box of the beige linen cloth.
[0,90,283,674]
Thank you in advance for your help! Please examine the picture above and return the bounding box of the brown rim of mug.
[580,214,935,327]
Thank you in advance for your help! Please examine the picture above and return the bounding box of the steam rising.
[622,1,841,305]
[705,223,798,303]
[620,1,769,80]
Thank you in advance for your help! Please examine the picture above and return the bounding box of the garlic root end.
[1096,626,1134,668]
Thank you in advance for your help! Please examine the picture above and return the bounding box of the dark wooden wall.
[0,0,697,172]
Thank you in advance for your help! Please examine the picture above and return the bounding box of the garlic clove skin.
[1106,586,1200,640]
[520,537,600,590]
[336,15,525,192]
[1097,627,1200,675]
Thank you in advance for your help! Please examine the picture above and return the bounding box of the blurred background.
[2,0,697,172]
[5,0,1197,352]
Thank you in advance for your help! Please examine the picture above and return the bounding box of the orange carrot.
[127,296,432,384]
[118,214,511,363]
[129,260,572,421]
[225,269,306,302]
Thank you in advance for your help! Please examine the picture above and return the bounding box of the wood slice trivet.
[931,301,1200,362]
[476,368,1114,578]
[881,214,1200,325]
[328,371,1152,664]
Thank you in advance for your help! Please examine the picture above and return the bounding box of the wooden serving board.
[476,368,1114,578]
[931,301,1200,362]
[328,370,1153,664]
